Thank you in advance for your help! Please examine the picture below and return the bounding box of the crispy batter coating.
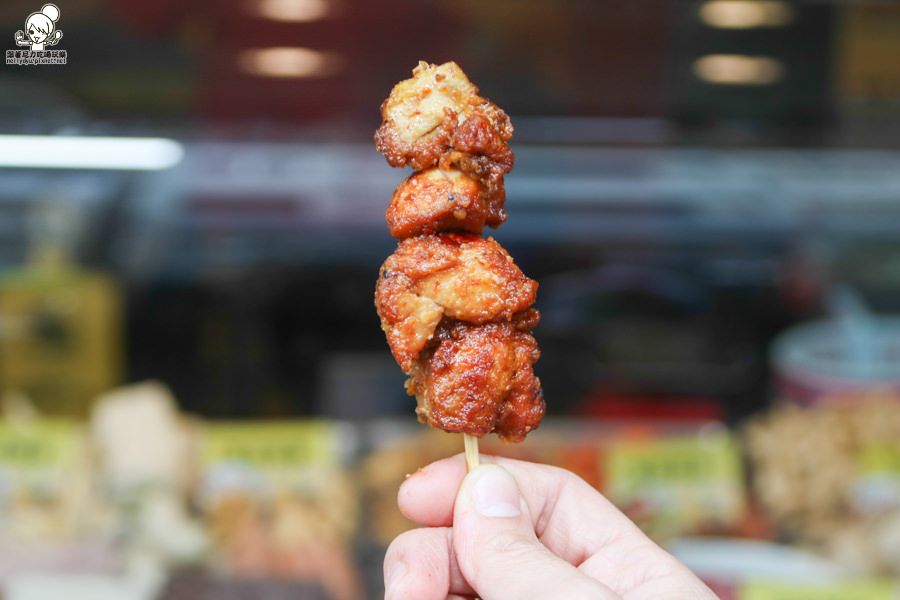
[374,61,514,184]
[374,61,545,443]
[375,233,537,372]
[386,167,506,239]
[405,320,544,443]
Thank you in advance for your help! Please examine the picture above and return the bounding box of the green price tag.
[201,420,342,469]
[0,420,81,494]
[199,420,345,502]
[859,443,900,475]
[0,421,79,469]
[853,442,900,512]
[606,433,742,489]
[604,432,744,529]
[741,579,896,600]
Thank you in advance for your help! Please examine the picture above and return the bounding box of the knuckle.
[467,527,540,576]
[387,527,450,576]
[483,528,534,555]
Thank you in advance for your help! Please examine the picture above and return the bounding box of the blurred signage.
[853,441,900,513]
[0,420,80,492]
[740,579,896,600]
[202,421,340,467]
[0,264,122,418]
[836,5,900,107]
[604,431,745,533]
[198,420,343,502]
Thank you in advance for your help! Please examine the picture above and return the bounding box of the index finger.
[398,454,652,568]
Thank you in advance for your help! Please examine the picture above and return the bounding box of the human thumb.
[452,463,620,600]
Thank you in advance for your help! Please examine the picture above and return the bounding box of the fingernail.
[472,465,521,518]
[385,561,407,592]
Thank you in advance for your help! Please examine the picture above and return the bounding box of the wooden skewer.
[464,433,480,472]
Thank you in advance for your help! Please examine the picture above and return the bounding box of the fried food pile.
[374,61,544,443]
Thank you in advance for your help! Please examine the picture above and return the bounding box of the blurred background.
[1,0,900,598]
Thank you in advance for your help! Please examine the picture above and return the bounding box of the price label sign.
[604,431,744,532]
[199,420,345,502]
[741,579,896,600]
[0,420,81,494]
[202,421,341,468]
[853,442,900,513]
[859,443,900,474]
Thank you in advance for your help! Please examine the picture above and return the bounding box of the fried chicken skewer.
[374,62,545,468]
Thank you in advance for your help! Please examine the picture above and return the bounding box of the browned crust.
[374,61,514,186]
[375,62,545,443]
[406,320,544,442]
[374,233,538,372]
[386,167,506,239]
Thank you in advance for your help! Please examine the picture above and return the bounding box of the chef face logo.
[6,4,66,64]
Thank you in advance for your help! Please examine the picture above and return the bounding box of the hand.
[15,31,24,43]
[384,455,717,600]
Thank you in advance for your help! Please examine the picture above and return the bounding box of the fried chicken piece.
[386,167,506,239]
[374,61,514,185]
[375,233,537,372]
[405,319,544,443]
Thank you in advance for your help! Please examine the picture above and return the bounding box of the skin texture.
[375,233,538,373]
[384,456,720,600]
[406,320,544,442]
[374,61,514,184]
[386,167,506,239]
